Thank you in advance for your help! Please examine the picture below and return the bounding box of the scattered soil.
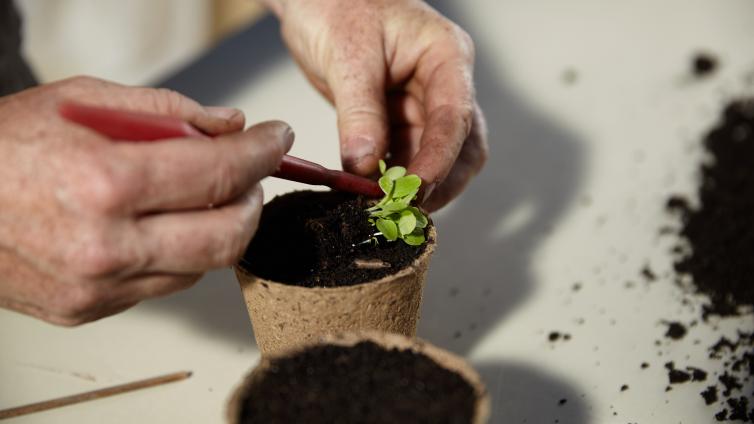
[238,341,477,424]
[664,322,688,340]
[702,385,719,405]
[688,367,708,382]
[241,191,429,287]
[664,99,754,422]
[548,331,571,342]
[669,99,754,317]
[665,362,692,384]
[641,265,657,282]
[691,52,718,77]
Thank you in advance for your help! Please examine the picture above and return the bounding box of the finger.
[119,88,246,136]
[407,34,475,196]
[329,55,390,176]
[387,91,425,126]
[55,76,245,135]
[388,125,423,167]
[138,184,264,273]
[113,272,202,303]
[408,103,471,201]
[115,121,292,212]
[423,104,488,211]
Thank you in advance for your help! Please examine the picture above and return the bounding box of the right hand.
[0,76,293,325]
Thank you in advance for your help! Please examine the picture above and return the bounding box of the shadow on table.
[143,268,255,346]
[477,361,589,424]
[417,0,585,354]
[144,3,590,422]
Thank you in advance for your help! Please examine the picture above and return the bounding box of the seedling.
[364,160,428,246]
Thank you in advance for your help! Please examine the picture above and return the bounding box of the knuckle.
[433,20,475,62]
[454,26,475,61]
[69,235,125,278]
[153,88,190,115]
[454,103,475,136]
[214,219,250,267]
[60,75,97,88]
[209,162,238,204]
[70,159,127,213]
[54,75,105,96]
[56,284,105,323]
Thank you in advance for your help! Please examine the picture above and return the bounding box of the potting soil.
[238,341,476,424]
[664,99,754,421]
[242,191,428,287]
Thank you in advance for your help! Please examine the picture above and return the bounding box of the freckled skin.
[0,76,292,325]
[264,0,488,211]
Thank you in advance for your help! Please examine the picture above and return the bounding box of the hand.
[0,76,293,325]
[263,0,488,211]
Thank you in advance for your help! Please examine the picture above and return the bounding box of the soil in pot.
[238,341,477,424]
[241,191,430,287]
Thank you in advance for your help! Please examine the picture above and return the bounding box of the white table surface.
[2,1,754,423]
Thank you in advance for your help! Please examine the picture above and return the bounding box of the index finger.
[112,120,293,213]
[54,76,246,135]
[406,35,475,196]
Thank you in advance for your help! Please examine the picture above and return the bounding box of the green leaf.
[368,209,395,219]
[398,191,419,204]
[378,175,394,196]
[398,210,417,235]
[382,200,409,212]
[409,207,428,228]
[403,229,426,246]
[376,218,398,241]
[393,175,421,198]
[384,166,406,181]
[366,162,427,246]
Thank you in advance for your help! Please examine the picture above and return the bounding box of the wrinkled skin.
[1,0,487,325]
[0,76,292,325]
[264,0,488,211]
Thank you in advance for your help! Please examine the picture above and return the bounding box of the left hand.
[263,0,488,211]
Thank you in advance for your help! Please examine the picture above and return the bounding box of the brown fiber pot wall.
[234,225,436,357]
[226,331,490,424]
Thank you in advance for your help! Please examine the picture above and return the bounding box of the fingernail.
[205,106,242,121]
[281,125,295,151]
[421,182,437,204]
[342,137,375,171]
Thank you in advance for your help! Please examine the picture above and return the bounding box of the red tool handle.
[58,102,383,198]
[58,102,206,140]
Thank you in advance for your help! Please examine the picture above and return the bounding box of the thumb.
[330,62,389,176]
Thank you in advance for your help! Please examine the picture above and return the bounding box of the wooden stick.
[353,258,391,269]
[0,370,192,420]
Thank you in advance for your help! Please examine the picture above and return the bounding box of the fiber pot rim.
[226,331,491,424]
[235,224,437,292]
